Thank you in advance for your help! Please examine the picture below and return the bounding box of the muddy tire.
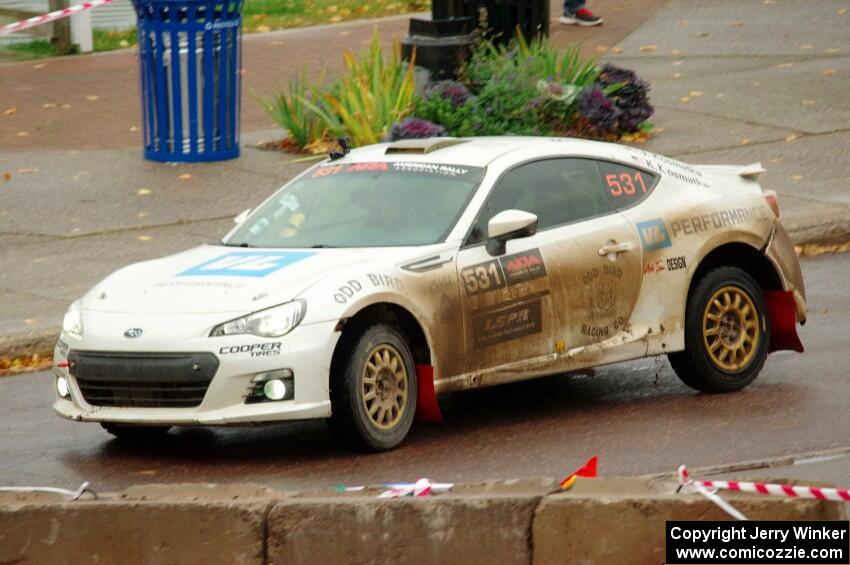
[329,324,417,452]
[101,423,172,441]
[668,267,769,393]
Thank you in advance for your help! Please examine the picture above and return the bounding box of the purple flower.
[597,63,654,127]
[577,87,622,134]
[528,97,545,108]
[390,118,447,140]
[424,80,471,106]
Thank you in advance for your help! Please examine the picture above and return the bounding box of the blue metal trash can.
[133,0,243,162]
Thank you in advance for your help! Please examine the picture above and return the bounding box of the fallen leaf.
[697,31,710,38]
[339,30,352,36]
[2,173,11,181]
[32,63,46,69]
[270,40,284,46]
[672,72,682,79]
[678,19,688,26]
[61,104,72,109]
[119,40,129,48]
[16,131,29,137]
[595,45,609,53]
[825,47,841,54]
[776,62,794,68]
[801,99,816,106]
[17,168,38,174]
[763,0,776,4]
[43,103,57,108]
[326,4,338,13]
[729,20,745,27]
[129,125,139,132]
[740,139,751,145]
[798,44,814,50]
[3,107,16,116]
[24,319,36,325]
[672,60,684,66]
[768,157,783,163]
[639,44,657,52]
[716,92,726,98]
[838,7,847,15]
[137,188,152,195]
[137,235,153,241]
[689,90,704,97]
[610,47,623,54]
[620,134,635,142]
[679,96,691,103]
[256,24,271,32]
[86,95,99,101]
[822,68,837,76]
[784,134,799,142]
[752,81,761,86]
[329,15,343,22]
[671,49,683,56]
[789,175,803,181]
[137,212,148,218]
[177,174,192,180]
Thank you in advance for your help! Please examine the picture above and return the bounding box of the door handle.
[598,241,632,256]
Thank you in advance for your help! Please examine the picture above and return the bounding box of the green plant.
[301,34,417,146]
[263,71,326,148]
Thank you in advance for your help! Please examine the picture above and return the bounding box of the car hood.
[82,244,427,314]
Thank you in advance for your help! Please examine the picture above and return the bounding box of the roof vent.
[385,137,468,155]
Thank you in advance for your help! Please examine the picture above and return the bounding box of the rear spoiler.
[738,162,766,180]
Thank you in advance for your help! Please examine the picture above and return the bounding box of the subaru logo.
[124,328,144,339]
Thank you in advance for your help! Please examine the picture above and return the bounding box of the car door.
[456,157,645,375]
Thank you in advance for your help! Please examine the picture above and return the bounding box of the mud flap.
[415,364,442,422]
[764,290,804,353]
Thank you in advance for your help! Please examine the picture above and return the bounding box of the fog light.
[263,379,287,401]
[56,376,70,399]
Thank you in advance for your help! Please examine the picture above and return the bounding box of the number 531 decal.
[605,171,648,196]
[461,260,505,296]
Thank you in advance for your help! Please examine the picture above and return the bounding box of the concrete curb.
[0,478,845,564]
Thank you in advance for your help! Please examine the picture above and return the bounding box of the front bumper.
[53,317,339,425]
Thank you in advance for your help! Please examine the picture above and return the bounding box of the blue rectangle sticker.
[178,251,315,277]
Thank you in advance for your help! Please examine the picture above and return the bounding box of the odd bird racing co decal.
[462,249,547,296]
[472,298,543,349]
[178,251,315,278]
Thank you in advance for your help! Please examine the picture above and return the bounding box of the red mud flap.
[764,290,804,353]
[415,364,442,422]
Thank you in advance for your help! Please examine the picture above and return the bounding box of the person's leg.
[559,0,604,26]
[562,0,584,15]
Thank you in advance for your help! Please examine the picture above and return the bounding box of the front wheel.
[329,324,417,452]
[668,266,770,393]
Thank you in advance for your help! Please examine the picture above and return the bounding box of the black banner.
[666,521,849,564]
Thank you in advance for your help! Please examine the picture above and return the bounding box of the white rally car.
[53,137,806,451]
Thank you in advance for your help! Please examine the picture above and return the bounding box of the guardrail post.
[70,0,94,53]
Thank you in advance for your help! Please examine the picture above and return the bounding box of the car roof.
[339,136,620,168]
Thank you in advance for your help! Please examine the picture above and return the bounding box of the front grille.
[69,351,218,408]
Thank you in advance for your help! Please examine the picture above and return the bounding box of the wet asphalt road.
[1,253,848,492]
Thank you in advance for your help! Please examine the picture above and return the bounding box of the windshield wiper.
[311,244,337,248]
[221,241,254,248]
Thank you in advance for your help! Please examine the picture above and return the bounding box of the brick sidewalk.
[0,0,666,151]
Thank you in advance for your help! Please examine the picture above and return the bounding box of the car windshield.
[225,161,485,248]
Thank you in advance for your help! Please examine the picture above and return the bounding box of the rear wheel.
[101,423,172,441]
[668,267,769,393]
[329,324,417,452]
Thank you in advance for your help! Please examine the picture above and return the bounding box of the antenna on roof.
[329,138,351,160]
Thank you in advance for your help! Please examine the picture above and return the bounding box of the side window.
[466,158,607,245]
[597,161,658,211]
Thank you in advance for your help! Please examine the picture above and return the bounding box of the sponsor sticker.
[178,251,314,278]
[499,249,547,286]
[472,299,543,348]
[219,342,282,357]
[637,219,673,251]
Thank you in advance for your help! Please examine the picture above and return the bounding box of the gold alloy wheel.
[702,285,760,373]
[361,344,409,430]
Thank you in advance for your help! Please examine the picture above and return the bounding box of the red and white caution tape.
[678,466,749,520]
[679,465,850,503]
[0,0,113,36]
[378,478,453,499]
[0,481,97,501]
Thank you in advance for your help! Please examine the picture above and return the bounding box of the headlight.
[62,301,83,338]
[210,300,306,338]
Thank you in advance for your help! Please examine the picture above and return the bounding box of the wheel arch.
[687,241,784,307]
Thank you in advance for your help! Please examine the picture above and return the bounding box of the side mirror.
[234,208,252,225]
[486,209,538,256]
